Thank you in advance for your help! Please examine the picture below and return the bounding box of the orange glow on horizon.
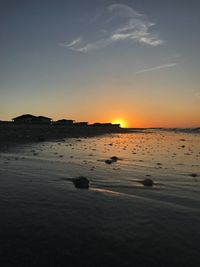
[111,118,128,128]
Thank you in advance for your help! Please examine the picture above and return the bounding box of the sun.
[111,118,128,128]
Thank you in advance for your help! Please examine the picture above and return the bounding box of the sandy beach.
[2,0,200,265]
[0,130,200,266]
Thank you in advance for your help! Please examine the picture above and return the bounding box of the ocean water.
[0,130,200,266]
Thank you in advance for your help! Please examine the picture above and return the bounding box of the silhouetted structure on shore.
[8,114,121,128]
[0,114,132,147]
[74,122,88,126]
[54,119,74,126]
[12,114,52,124]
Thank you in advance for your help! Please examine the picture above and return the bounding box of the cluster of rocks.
[70,156,154,190]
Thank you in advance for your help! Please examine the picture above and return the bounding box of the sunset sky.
[1,0,200,127]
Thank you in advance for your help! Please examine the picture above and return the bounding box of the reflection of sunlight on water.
[1,130,200,214]
[90,187,123,197]
[8,130,200,184]
[75,131,200,173]
[90,187,199,211]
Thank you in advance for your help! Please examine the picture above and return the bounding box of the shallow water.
[0,130,200,266]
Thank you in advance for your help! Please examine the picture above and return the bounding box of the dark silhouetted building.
[12,114,52,124]
[74,122,88,126]
[54,119,74,125]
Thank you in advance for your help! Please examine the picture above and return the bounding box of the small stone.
[105,156,119,164]
[110,156,119,162]
[190,173,197,177]
[142,178,154,187]
[105,159,113,164]
[72,176,89,189]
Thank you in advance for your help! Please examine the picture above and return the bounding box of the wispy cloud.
[65,37,82,48]
[136,63,178,74]
[60,4,164,53]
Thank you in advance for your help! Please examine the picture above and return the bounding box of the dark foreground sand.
[0,130,200,266]
[0,123,128,148]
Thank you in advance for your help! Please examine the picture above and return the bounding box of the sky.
[1,0,200,127]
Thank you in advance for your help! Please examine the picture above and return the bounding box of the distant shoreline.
[0,123,129,150]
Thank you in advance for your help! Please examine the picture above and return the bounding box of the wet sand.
[0,130,200,266]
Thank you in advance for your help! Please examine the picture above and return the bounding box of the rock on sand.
[72,176,90,189]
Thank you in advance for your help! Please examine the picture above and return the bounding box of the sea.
[0,129,200,266]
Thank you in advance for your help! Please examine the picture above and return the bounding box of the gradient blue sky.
[1,0,200,127]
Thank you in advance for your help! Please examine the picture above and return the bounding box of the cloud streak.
[135,63,178,74]
[60,4,164,52]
